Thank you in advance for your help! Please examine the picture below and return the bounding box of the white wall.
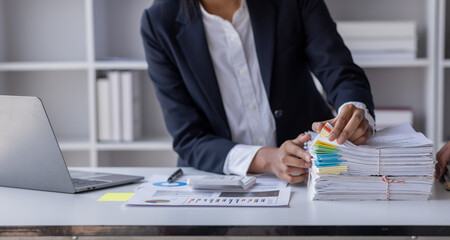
[3,0,86,61]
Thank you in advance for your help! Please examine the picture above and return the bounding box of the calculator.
[187,175,256,190]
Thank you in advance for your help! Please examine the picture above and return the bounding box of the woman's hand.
[436,141,450,179]
[312,104,371,145]
[248,134,312,184]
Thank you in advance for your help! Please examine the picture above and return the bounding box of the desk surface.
[1,167,450,237]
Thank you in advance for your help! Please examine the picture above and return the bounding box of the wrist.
[248,147,278,174]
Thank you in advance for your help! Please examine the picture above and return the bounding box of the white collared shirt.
[200,0,374,176]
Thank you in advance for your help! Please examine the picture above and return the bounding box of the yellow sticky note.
[97,193,135,201]
[314,140,337,149]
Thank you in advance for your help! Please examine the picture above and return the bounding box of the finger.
[292,133,312,145]
[282,141,311,163]
[348,119,369,143]
[329,107,353,142]
[435,164,440,179]
[437,143,449,161]
[439,149,450,175]
[336,108,365,145]
[279,172,308,184]
[280,155,312,169]
[351,128,370,146]
[284,166,308,176]
[312,118,338,133]
[312,121,325,133]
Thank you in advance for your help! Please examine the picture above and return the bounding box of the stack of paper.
[307,123,435,201]
[336,21,417,61]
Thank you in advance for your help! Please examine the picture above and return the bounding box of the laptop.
[0,95,144,193]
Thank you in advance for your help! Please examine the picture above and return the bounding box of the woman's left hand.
[312,104,371,145]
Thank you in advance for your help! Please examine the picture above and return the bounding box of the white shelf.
[357,59,431,68]
[442,60,450,67]
[94,60,147,70]
[96,139,172,151]
[0,62,88,71]
[59,140,91,151]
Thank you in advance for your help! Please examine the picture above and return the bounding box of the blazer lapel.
[176,10,228,129]
[247,0,276,97]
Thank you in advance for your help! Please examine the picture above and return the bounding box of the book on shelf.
[374,107,413,131]
[96,70,142,142]
[96,77,112,142]
[121,71,142,142]
[108,71,123,142]
[336,21,417,61]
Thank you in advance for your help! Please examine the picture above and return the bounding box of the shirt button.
[239,68,246,76]
[256,140,263,146]
[248,104,255,111]
[274,109,283,118]
[230,34,237,41]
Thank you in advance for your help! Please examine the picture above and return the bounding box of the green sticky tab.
[97,193,135,201]
[314,146,339,154]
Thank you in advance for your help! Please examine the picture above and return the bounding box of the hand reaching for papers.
[248,133,312,184]
[436,141,450,179]
[312,104,371,145]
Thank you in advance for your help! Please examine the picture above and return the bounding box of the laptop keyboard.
[72,178,108,188]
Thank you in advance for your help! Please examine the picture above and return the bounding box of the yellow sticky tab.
[97,193,135,201]
[314,140,337,149]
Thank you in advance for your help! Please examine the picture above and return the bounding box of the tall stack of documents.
[336,21,417,61]
[307,123,434,201]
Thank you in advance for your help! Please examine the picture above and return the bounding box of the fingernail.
[329,133,337,141]
[305,162,311,168]
[338,136,345,144]
[304,155,311,162]
[312,123,318,131]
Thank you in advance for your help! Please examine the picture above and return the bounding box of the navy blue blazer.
[141,0,375,173]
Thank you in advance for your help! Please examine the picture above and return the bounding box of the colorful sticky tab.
[313,160,340,167]
[314,140,337,149]
[314,145,339,154]
[97,193,135,201]
[316,153,342,160]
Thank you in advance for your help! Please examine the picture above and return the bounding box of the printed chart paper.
[126,175,291,207]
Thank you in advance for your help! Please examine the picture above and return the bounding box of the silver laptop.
[0,95,144,193]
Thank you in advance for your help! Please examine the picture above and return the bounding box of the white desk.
[1,167,450,237]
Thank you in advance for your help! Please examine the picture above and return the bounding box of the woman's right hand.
[248,133,312,184]
[436,141,450,179]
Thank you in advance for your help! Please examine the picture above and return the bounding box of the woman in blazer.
[140,0,375,183]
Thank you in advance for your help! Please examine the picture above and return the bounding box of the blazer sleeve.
[300,0,375,118]
[140,9,236,174]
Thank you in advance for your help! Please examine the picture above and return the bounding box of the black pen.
[167,168,183,183]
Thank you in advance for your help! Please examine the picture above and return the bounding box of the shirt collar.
[200,0,246,24]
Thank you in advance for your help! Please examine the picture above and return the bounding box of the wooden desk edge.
[1,226,450,237]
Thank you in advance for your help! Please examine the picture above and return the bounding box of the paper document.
[126,174,291,207]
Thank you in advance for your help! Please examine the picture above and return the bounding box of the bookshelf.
[0,0,177,167]
[326,0,437,144]
[0,0,443,167]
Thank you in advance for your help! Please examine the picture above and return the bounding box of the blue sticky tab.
[316,160,344,164]
[314,160,340,167]
[316,153,341,160]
